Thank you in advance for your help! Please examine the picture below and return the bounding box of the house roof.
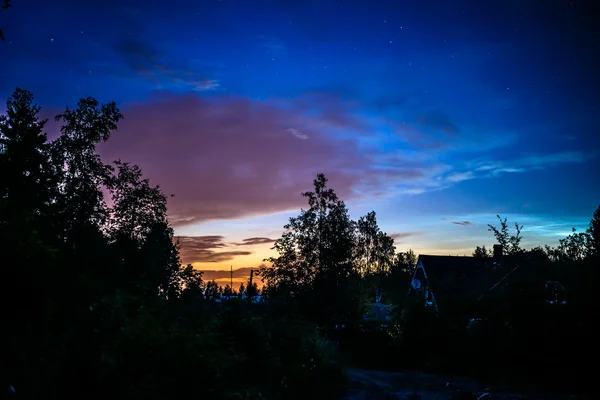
[414,252,561,321]
[416,255,514,318]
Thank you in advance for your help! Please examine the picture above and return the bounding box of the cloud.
[93,89,592,226]
[517,152,588,167]
[177,235,252,264]
[200,266,267,287]
[98,93,430,226]
[452,221,475,226]
[390,232,422,241]
[472,151,590,177]
[112,35,219,91]
[446,171,475,183]
[257,35,287,55]
[286,128,308,140]
[234,237,277,246]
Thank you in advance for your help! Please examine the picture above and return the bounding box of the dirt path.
[343,369,586,400]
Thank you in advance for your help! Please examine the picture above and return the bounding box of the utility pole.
[248,269,259,303]
[230,265,233,290]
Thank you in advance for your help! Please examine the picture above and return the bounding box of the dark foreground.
[344,369,593,400]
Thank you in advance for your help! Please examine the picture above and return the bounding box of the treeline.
[260,173,416,327]
[260,165,599,393]
[388,211,600,392]
[0,89,348,399]
[2,88,597,397]
[202,280,261,300]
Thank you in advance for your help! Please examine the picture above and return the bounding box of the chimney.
[493,244,503,259]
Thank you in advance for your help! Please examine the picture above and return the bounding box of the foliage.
[545,227,591,263]
[487,215,523,255]
[586,204,599,256]
[472,245,492,258]
[355,211,396,276]
[0,89,345,399]
[262,174,400,328]
[3,87,597,397]
[450,210,600,389]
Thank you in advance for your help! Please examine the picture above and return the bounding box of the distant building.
[214,294,263,304]
[407,247,567,328]
[408,254,495,323]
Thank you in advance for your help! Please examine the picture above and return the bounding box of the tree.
[0,88,59,396]
[385,250,417,306]
[180,264,203,289]
[238,282,246,297]
[204,280,219,300]
[0,88,55,238]
[587,205,600,257]
[109,161,168,244]
[355,211,395,304]
[262,173,363,326]
[138,221,181,299]
[544,206,600,263]
[50,97,122,241]
[178,264,203,294]
[488,215,523,255]
[473,245,492,258]
[546,228,590,263]
[355,211,396,276]
[107,160,179,297]
[1,89,350,399]
[247,281,259,297]
[393,250,417,274]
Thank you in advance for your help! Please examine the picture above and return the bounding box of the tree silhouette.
[488,215,523,255]
[1,89,348,399]
[50,97,122,239]
[0,88,54,240]
[9,88,598,396]
[204,280,219,299]
[263,173,366,327]
[588,204,600,257]
[247,281,259,297]
[355,211,395,276]
[1,88,59,395]
[473,245,491,258]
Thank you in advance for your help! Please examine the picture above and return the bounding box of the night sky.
[2,0,599,277]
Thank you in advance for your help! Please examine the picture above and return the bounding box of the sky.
[1,0,599,282]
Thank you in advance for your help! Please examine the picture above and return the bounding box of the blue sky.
[1,0,598,271]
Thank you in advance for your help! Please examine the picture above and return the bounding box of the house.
[408,254,496,322]
[407,246,567,328]
[407,247,517,325]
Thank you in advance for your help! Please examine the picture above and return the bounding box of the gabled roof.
[415,255,515,318]
[418,255,483,271]
[413,252,562,322]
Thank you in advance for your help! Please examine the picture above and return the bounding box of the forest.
[1,89,598,399]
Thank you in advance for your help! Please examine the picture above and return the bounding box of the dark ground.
[343,369,593,400]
